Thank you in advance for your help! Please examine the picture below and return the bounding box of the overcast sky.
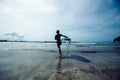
[0,0,120,42]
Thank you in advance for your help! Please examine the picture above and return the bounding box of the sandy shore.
[0,43,120,80]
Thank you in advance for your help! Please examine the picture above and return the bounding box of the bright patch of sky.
[0,0,120,42]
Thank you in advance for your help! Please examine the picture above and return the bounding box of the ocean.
[0,42,119,52]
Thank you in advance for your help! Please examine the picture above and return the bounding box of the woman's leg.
[57,42,62,57]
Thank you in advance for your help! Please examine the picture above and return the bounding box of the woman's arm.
[61,34,68,38]
[55,35,57,40]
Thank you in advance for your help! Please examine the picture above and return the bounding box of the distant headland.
[0,40,79,43]
[0,40,8,42]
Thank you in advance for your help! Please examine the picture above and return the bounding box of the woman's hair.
[56,30,60,34]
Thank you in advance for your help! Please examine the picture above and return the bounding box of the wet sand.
[0,43,120,80]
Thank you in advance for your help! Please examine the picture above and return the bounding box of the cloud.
[5,32,24,38]
[4,32,24,41]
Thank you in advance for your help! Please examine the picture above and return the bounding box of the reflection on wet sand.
[55,57,62,80]
[48,57,62,80]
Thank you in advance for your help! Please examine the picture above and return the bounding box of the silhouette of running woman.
[55,30,68,57]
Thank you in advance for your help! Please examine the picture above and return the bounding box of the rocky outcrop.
[113,36,120,42]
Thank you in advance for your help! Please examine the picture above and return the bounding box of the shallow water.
[0,42,120,80]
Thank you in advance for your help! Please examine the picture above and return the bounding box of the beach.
[0,42,120,80]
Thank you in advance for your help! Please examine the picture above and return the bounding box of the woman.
[55,30,68,57]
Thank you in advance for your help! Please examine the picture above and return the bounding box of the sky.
[0,0,120,42]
